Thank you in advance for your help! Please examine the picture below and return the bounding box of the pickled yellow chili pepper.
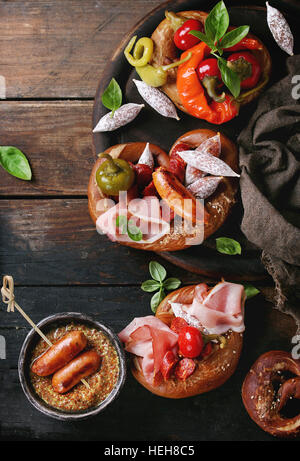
[135,52,192,87]
[204,334,227,349]
[124,36,154,67]
[165,10,185,31]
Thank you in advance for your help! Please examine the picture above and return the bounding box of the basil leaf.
[149,261,167,283]
[101,78,122,116]
[163,278,181,290]
[205,1,229,43]
[189,31,216,50]
[150,288,165,313]
[141,280,162,292]
[218,59,241,98]
[221,25,250,49]
[0,146,32,181]
[127,220,142,241]
[243,284,260,299]
[116,215,127,234]
[216,237,241,255]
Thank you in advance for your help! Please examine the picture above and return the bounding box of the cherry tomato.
[174,358,196,380]
[174,19,204,51]
[160,350,178,380]
[227,51,261,89]
[170,317,188,334]
[178,326,203,358]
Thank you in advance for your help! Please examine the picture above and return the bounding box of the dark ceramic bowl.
[18,312,126,421]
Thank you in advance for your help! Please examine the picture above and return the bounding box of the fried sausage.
[31,331,87,377]
[52,350,101,394]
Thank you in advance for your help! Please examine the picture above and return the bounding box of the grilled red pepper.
[142,180,158,197]
[227,51,261,89]
[174,19,204,51]
[196,58,225,102]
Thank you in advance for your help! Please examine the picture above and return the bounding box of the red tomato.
[160,350,178,380]
[133,164,153,190]
[174,19,204,51]
[178,326,203,358]
[170,317,188,334]
[174,358,196,380]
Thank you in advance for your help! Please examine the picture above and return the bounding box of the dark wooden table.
[0,0,298,442]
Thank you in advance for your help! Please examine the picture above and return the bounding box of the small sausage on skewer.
[31,331,87,377]
[52,350,101,394]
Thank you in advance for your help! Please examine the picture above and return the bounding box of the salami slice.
[138,142,154,170]
[185,134,221,185]
[178,150,239,177]
[187,176,223,199]
[174,358,196,381]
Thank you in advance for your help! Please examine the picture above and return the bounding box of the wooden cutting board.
[92,0,297,280]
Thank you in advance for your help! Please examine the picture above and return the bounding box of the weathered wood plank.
[0,101,95,195]
[0,0,162,99]
[0,198,205,285]
[0,286,295,441]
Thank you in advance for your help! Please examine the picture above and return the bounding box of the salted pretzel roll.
[131,285,243,399]
[167,128,239,239]
[242,351,300,438]
[150,10,271,114]
[89,142,206,252]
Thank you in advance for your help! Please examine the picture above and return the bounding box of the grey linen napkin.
[238,55,300,330]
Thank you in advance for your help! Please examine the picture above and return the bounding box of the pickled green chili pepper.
[124,36,154,67]
[135,52,192,87]
[165,10,185,31]
[203,334,227,349]
[96,153,135,196]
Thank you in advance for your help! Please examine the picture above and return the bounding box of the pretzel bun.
[168,129,239,239]
[151,10,271,115]
[131,285,243,399]
[242,351,300,438]
[88,130,238,251]
[88,142,198,252]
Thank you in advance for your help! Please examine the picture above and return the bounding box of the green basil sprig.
[141,261,181,313]
[101,78,122,116]
[190,0,250,98]
[116,215,143,242]
[0,146,32,181]
[243,283,260,299]
[216,237,241,255]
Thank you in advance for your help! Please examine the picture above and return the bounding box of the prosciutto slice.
[138,142,154,170]
[187,176,223,199]
[119,316,178,382]
[170,281,245,335]
[178,150,239,178]
[96,195,170,244]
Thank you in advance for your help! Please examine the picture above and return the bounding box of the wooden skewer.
[1,275,90,389]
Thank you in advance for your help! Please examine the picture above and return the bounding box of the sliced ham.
[118,316,178,383]
[170,282,245,335]
[96,196,170,244]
